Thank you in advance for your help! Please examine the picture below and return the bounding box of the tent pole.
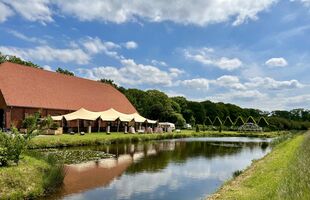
[77,119,80,133]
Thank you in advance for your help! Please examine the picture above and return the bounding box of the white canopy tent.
[51,107,157,133]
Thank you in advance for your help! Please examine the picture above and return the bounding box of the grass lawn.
[208,131,308,200]
[0,156,49,199]
[29,130,285,149]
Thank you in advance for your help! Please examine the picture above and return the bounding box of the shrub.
[51,123,60,130]
[0,147,8,166]
[0,131,26,165]
[233,170,243,178]
[195,125,200,132]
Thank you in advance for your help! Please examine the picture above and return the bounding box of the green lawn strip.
[208,133,305,200]
[29,131,283,149]
[277,133,310,200]
[0,156,49,199]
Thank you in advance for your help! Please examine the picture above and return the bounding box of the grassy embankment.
[29,130,285,149]
[0,154,64,199]
[208,131,310,200]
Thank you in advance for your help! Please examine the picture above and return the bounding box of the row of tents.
[51,108,158,124]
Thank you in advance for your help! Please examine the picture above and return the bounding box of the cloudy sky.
[0,0,310,111]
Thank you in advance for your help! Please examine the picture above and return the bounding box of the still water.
[50,137,271,200]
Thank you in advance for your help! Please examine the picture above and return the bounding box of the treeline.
[102,80,310,131]
[0,52,74,76]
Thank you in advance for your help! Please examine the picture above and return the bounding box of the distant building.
[0,62,136,130]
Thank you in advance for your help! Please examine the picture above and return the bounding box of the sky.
[0,0,310,111]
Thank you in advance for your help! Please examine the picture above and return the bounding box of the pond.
[48,137,272,200]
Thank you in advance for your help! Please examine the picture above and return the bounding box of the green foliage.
[205,117,213,126]
[233,170,243,178]
[56,67,74,76]
[0,131,26,165]
[246,116,256,124]
[0,147,8,166]
[51,122,60,130]
[213,116,222,133]
[99,79,118,88]
[224,116,233,127]
[195,125,200,132]
[41,115,53,129]
[235,116,245,127]
[168,112,186,128]
[213,116,222,126]
[0,52,42,68]
[258,117,269,127]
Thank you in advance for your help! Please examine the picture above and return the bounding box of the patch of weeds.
[233,170,243,178]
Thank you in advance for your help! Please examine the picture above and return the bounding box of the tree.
[224,116,233,127]
[213,116,222,132]
[258,117,269,127]
[235,116,245,127]
[205,117,213,126]
[56,67,74,76]
[0,52,41,68]
[195,125,200,132]
[187,101,206,124]
[168,112,185,128]
[246,116,256,124]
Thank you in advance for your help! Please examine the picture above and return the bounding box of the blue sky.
[0,0,310,111]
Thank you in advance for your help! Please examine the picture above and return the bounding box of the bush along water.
[0,127,27,166]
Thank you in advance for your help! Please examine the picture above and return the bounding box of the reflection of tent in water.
[61,155,133,196]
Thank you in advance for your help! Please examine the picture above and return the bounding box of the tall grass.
[26,151,66,194]
[278,133,310,199]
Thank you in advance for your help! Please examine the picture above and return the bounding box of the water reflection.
[50,137,271,200]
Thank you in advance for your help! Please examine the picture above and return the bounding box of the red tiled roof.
[0,62,137,114]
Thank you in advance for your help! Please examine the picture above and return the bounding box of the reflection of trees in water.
[57,140,269,175]
[126,141,269,174]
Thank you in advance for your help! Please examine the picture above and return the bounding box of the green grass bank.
[29,130,284,149]
[0,154,64,200]
[208,131,309,200]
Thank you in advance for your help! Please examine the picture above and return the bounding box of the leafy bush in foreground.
[0,130,26,166]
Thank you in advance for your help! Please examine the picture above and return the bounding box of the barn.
[0,62,137,131]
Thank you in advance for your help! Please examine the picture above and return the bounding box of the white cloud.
[181,78,210,91]
[80,37,120,59]
[0,45,90,64]
[124,41,138,49]
[3,0,53,24]
[215,75,247,90]
[79,58,182,86]
[265,57,288,67]
[245,77,303,90]
[42,65,53,71]
[185,48,242,71]
[169,68,184,77]
[0,0,277,26]
[8,30,47,44]
[53,0,276,26]
[0,2,14,22]
[151,60,168,67]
